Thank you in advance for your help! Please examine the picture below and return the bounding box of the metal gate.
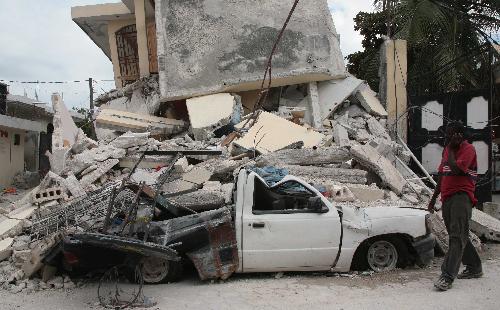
[408,89,493,204]
[116,24,140,84]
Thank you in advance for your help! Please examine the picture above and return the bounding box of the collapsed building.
[1,0,499,298]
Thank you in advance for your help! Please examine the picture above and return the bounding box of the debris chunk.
[471,209,500,242]
[0,238,14,262]
[186,93,242,141]
[348,186,385,202]
[483,202,500,221]
[283,165,368,185]
[96,108,186,135]
[317,75,364,120]
[233,111,324,154]
[80,159,119,187]
[354,84,388,117]
[255,147,351,167]
[350,144,406,194]
[110,132,150,149]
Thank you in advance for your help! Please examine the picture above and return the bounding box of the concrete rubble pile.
[0,74,437,293]
[2,0,499,294]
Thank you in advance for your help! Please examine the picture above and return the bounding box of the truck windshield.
[253,178,317,213]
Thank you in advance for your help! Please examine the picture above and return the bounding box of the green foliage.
[72,106,94,138]
[347,0,499,95]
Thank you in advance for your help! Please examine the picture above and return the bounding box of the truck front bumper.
[412,233,435,266]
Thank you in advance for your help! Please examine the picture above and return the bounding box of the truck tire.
[137,257,183,284]
[352,236,410,272]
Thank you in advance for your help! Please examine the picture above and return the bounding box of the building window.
[14,134,20,146]
[116,24,140,85]
[147,22,158,74]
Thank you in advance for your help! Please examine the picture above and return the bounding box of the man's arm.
[447,149,462,175]
[428,176,442,213]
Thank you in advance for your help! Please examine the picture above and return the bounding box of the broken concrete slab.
[0,238,14,262]
[283,165,368,185]
[110,132,149,149]
[471,209,500,242]
[168,190,226,212]
[162,180,199,195]
[221,183,234,204]
[256,147,351,167]
[119,155,174,170]
[483,202,500,221]
[156,0,346,101]
[233,111,324,154]
[70,145,126,175]
[174,157,190,173]
[346,104,367,118]
[354,84,388,117]
[96,108,186,136]
[350,144,406,195]
[80,159,119,187]
[366,117,390,140]
[186,93,242,141]
[348,186,385,202]
[47,148,71,175]
[51,93,79,149]
[96,76,162,116]
[182,168,213,186]
[326,185,356,202]
[304,82,323,129]
[0,206,36,239]
[63,173,86,199]
[71,129,98,154]
[12,249,31,267]
[333,122,350,147]
[317,75,364,120]
[195,158,252,182]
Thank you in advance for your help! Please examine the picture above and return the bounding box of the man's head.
[446,121,465,148]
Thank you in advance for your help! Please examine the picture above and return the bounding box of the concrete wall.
[155,0,346,101]
[24,132,39,172]
[0,126,26,188]
[380,39,408,141]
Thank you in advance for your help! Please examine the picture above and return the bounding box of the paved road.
[1,244,500,310]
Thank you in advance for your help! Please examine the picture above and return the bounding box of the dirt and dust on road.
[0,243,499,310]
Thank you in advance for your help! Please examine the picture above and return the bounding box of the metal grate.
[116,24,140,84]
[30,182,135,240]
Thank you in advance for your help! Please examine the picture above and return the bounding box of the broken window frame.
[115,24,140,85]
[252,178,324,215]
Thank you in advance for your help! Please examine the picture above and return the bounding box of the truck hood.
[362,207,428,220]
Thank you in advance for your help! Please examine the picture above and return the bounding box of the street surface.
[1,244,499,310]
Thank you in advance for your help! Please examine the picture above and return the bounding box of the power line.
[0,78,115,84]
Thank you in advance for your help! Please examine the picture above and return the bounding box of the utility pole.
[88,77,97,140]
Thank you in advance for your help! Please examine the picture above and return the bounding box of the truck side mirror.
[309,197,328,213]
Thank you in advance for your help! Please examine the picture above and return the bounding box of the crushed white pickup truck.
[63,168,434,284]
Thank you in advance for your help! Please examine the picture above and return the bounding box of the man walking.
[428,122,482,291]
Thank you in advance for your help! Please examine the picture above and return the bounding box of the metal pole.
[88,77,97,140]
[397,134,437,187]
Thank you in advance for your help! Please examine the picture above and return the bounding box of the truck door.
[241,176,341,272]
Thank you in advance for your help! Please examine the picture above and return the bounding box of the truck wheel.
[139,257,183,284]
[355,237,409,272]
[366,237,409,272]
[367,240,399,272]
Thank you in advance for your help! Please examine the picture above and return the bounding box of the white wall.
[0,126,26,188]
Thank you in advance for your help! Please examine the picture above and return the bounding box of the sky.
[0,0,374,110]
